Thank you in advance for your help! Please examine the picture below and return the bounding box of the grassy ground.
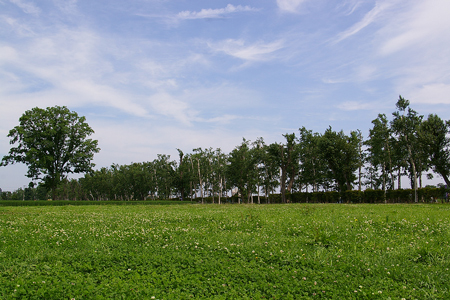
[0,204,449,299]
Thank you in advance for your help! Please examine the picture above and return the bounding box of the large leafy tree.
[419,114,450,186]
[1,106,100,199]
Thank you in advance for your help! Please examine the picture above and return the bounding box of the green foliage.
[365,114,395,190]
[1,106,100,199]
[391,96,424,202]
[0,200,191,206]
[5,97,450,203]
[420,114,450,186]
[319,127,360,192]
[298,127,326,192]
[226,139,257,203]
[1,204,449,298]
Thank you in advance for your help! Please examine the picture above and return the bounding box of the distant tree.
[226,139,257,203]
[253,139,278,203]
[252,137,267,204]
[191,148,208,203]
[419,114,450,186]
[211,148,227,204]
[1,190,12,200]
[266,134,299,203]
[298,127,326,193]
[391,96,423,202]
[175,149,190,200]
[81,167,114,200]
[283,133,300,194]
[153,154,176,199]
[319,127,360,192]
[1,106,100,199]
[126,162,154,200]
[365,114,395,195]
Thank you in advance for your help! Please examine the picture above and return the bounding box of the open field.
[0,204,449,299]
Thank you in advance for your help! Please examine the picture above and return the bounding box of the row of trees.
[2,97,450,202]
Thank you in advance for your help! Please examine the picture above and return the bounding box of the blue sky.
[1,0,450,191]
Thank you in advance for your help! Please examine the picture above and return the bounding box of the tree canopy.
[2,97,450,202]
[1,106,100,199]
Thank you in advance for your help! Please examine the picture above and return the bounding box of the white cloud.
[181,83,263,110]
[149,93,196,125]
[200,114,239,124]
[9,0,41,15]
[337,101,375,111]
[411,84,450,105]
[373,2,450,105]
[177,4,258,20]
[339,0,364,16]
[209,39,284,62]
[0,26,155,117]
[378,1,450,56]
[53,0,78,15]
[334,1,392,43]
[63,80,149,117]
[0,16,35,36]
[276,0,307,13]
[0,45,18,64]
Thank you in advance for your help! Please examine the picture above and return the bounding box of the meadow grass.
[0,203,449,299]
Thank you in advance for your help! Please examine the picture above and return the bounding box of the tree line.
[2,96,450,202]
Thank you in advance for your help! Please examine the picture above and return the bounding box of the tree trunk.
[218,176,222,204]
[382,162,386,203]
[406,145,418,203]
[280,167,287,203]
[197,159,204,204]
[257,185,260,204]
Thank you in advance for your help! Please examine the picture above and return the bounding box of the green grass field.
[1,204,449,299]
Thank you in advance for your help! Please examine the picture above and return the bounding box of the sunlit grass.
[1,204,449,299]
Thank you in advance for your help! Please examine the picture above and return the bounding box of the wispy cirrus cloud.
[139,4,259,23]
[176,4,258,20]
[333,1,393,43]
[276,0,308,13]
[9,0,41,15]
[378,1,450,56]
[373,1,450,106]
[149,93,196,126]
[337,101,376,111]
[209,39,284,62]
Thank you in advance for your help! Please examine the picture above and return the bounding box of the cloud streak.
[209,39,284,62]
[9,0,41,15]
[2,0,450,191]
[176,4,258,20]
[333,1,392,43]
[276,0,307,13]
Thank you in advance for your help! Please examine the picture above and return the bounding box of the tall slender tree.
[391,96,423,202]
[365,114,395,197]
